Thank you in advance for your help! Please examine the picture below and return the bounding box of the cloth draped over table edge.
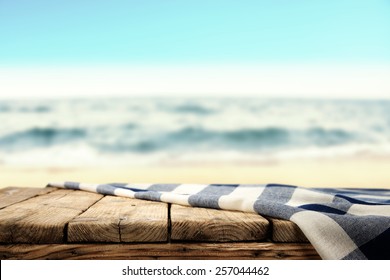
[47,182,390,260]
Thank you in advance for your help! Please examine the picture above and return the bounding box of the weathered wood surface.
[0,187,55,209]
[0,187,320,259]
[0,243,320,260]
[270,218,309,242]
[0,189,102,243]
[171,204,269,241]
[68,195,168,243]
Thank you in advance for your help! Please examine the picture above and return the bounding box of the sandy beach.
[1,156,389,189]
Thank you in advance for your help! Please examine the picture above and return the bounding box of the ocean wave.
[169,126,289,147]
[168,126,354,149]
[1,98,389,166]
[86,126,357,154]
[0,105,10,112]
[122,123,138,130]
[0,127,87,150]
[172,104,215,115]
[19,105,51,113]
[0,104,51,113]
[0,122,363,154]
[306,127,354,146]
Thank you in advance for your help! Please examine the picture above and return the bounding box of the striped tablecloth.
[49,182,390,260]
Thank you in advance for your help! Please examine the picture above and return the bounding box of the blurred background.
[0,1,389,188]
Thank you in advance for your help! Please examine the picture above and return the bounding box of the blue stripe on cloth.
[147,184,180,192]
[334,194,389,205]
[96,184,118,195]
[297,194,355,214]
[134,191,162,201]
[253,184,298,219]
[64,181,80,190]
[298,204,347,215]
[316,188,390,194]
[109,183,128,188]
[133,184,180,201]
[108,183,148,192]
[315,188,390,204]
[188,184,238,208]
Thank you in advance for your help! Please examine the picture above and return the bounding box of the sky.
[0,0,389,99]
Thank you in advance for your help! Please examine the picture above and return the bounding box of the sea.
[1,97,390,167]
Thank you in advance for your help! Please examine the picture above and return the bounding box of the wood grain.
[270,218,308,242]
[0,189,102,243]
[0,187,56,209]
[171,205,269,242]
[0,187,317,261]
[68,195,168,243]
[0,242,321,260]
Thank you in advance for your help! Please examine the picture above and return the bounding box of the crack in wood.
[167,203,172,242]
[64,195,104,243]
[118,217,126,243]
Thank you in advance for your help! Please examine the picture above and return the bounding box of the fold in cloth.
[48,182,390,260]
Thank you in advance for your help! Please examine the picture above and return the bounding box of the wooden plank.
[68,195,168,243]
[171,205,269,242]
[0,189,103,243]
[0,187,56,209]
[0,243,321,260]
[270,218,308,242]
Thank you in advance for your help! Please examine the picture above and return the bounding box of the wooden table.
[0,187,320,260]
